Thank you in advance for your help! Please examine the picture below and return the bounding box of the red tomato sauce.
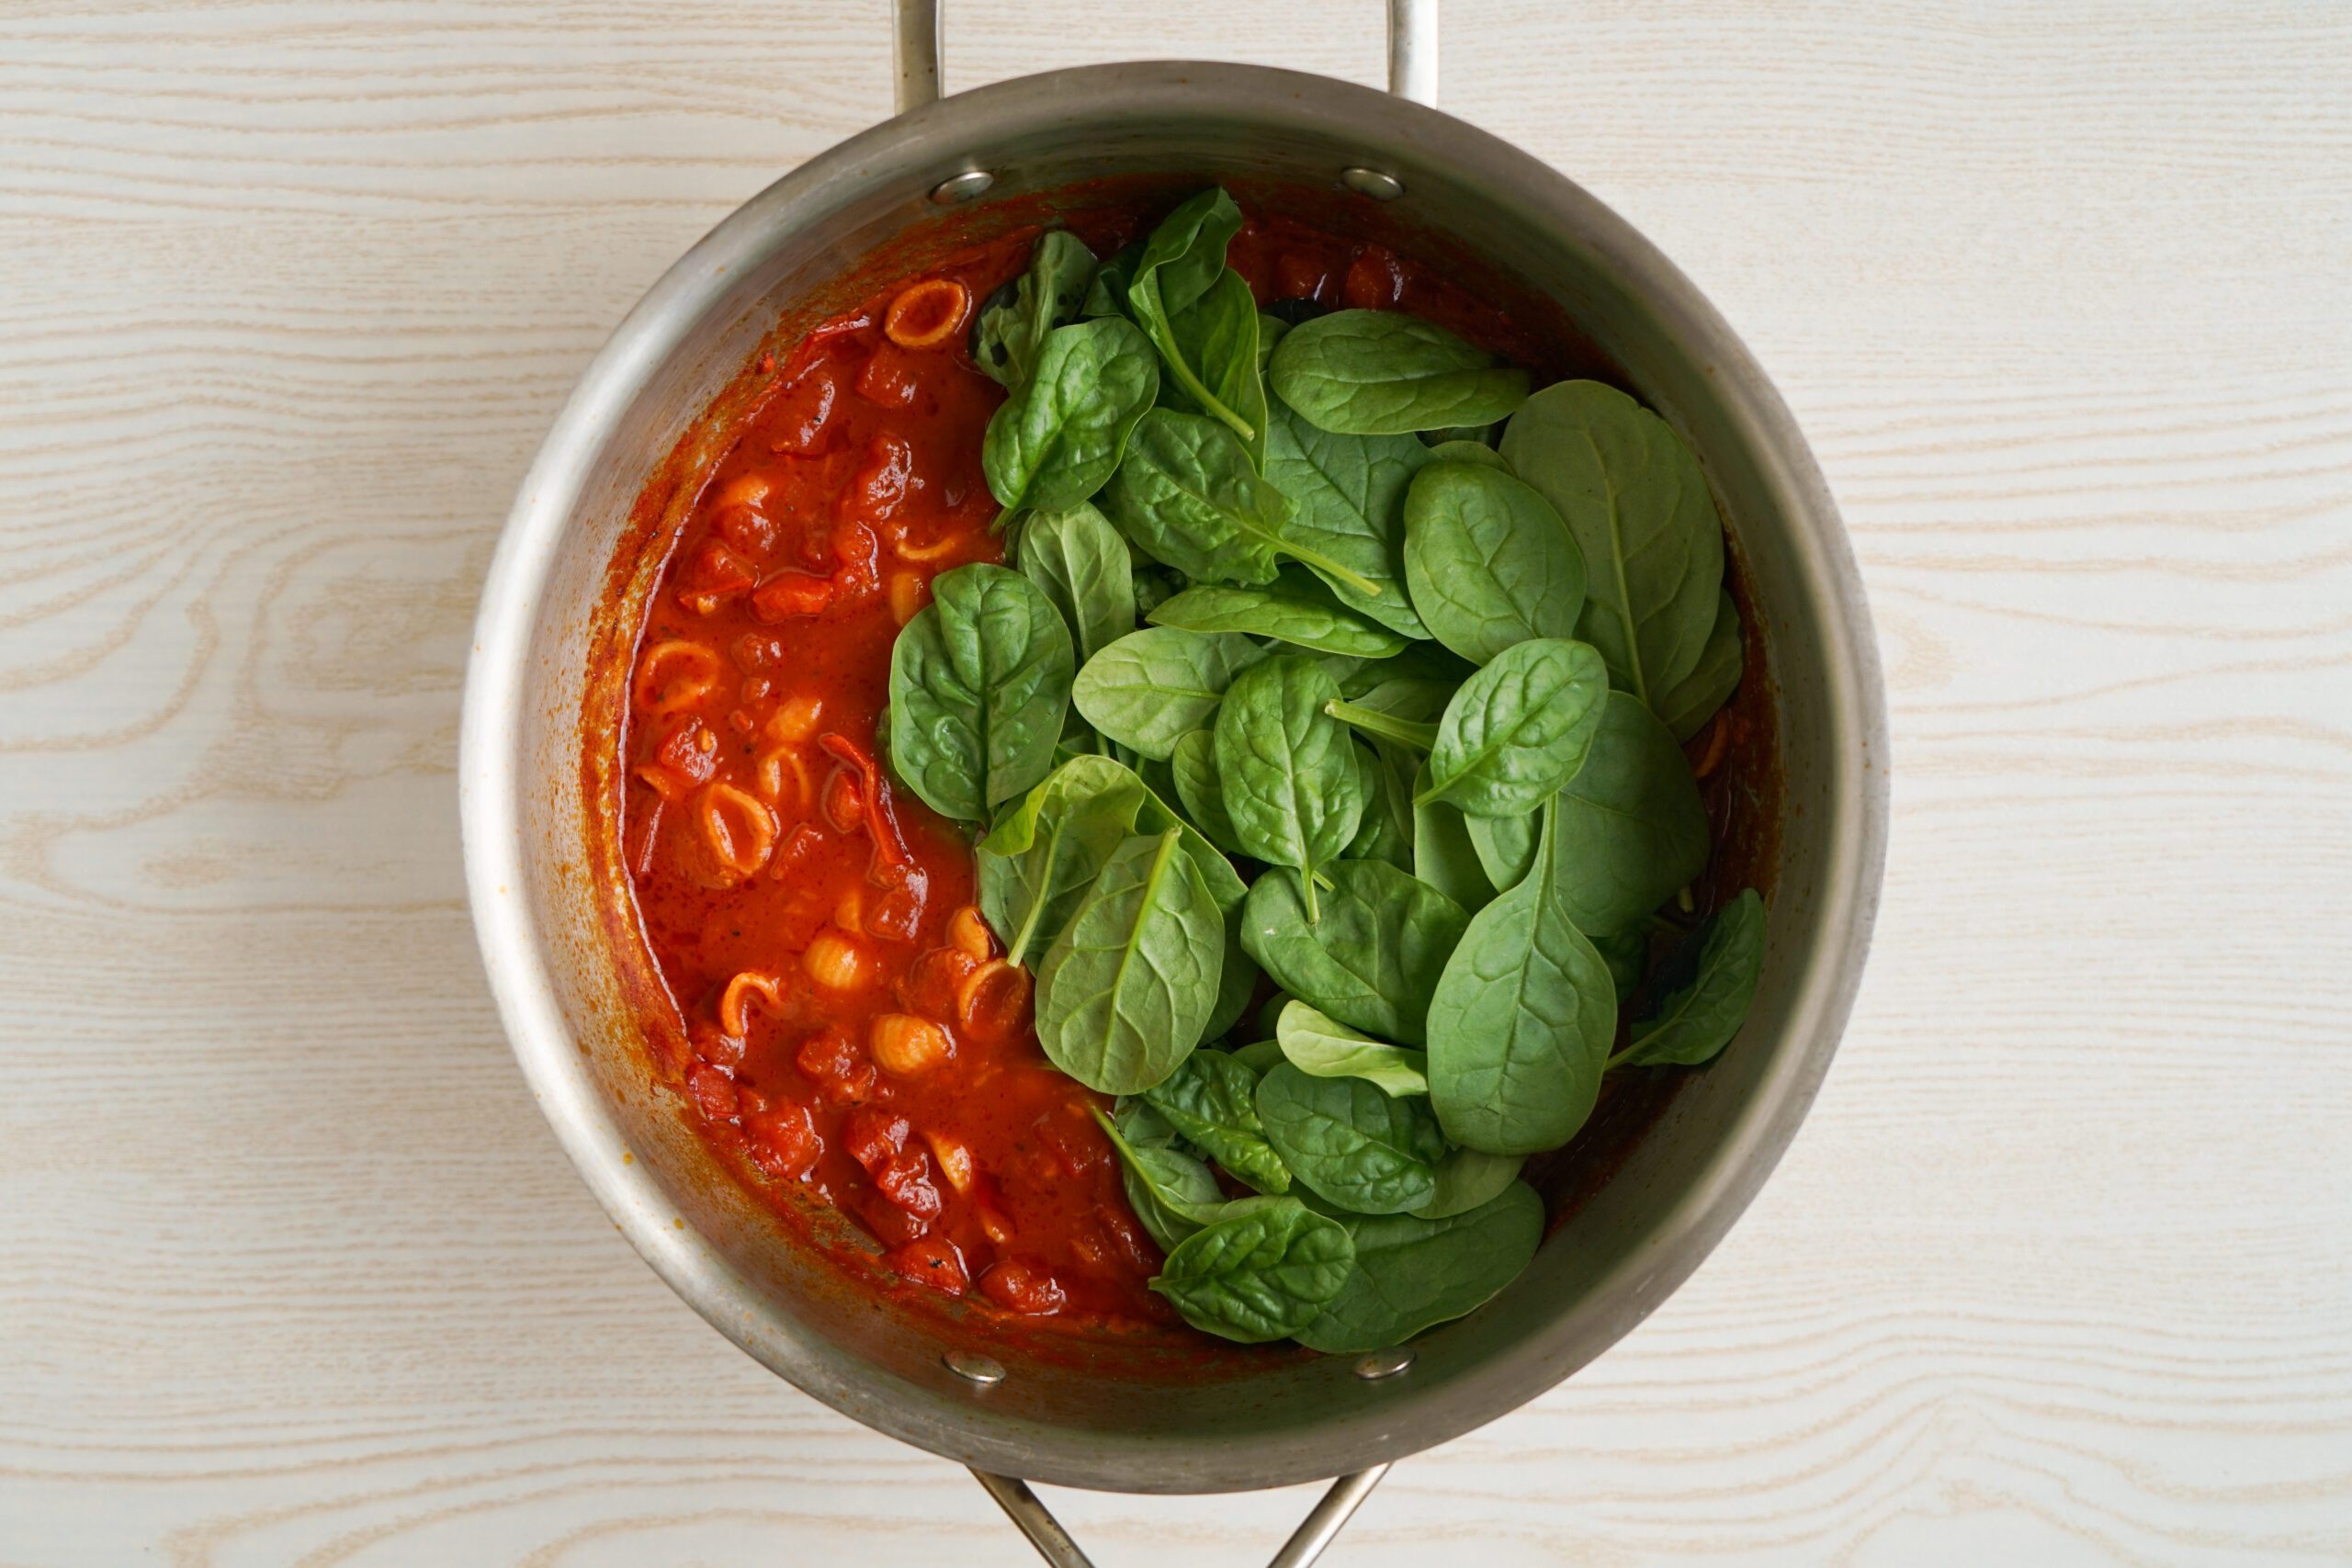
[614,200,1561,1343]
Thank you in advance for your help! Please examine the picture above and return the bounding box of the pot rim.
[460,57,1888,1492]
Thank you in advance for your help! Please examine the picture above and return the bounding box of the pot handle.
[972,1463,1392,1568]
[894,0,1440,114]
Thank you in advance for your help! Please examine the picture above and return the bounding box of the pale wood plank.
[1,1,2347,1562]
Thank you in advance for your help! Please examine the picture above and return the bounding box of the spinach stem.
[1161,350,1258,446]
[1276,541,1382,599]
[1325,699,1436,753]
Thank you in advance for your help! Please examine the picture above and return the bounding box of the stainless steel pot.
[459,1,1887,1561]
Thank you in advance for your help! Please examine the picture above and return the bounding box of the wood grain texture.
[3,0,2348,1562]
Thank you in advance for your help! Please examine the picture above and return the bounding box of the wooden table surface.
[5,2,2347,1562]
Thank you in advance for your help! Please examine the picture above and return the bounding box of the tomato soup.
[614,202,1580,1341]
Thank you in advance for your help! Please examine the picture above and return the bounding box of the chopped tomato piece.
[897,944,978,1019]
[750,571,833,622]
[745,1102,822,1179]
[797,1024,880,1106]
[844,433,914,525]
[683,540,756,596]
[639,719,718,799]
[1342,244,1406,310]
[1100,1206,1159,1273]
[685,1062,739,1123]
[841,1106,911,1174]
[865,867,928,943]
[831,518,881,600]
[1276,252,1331,302]
[714,504,778,558]
[860,1193,931,1247]
[978,1259,1067,1316]
[855,344,923,408]
[888,1235,970,1296]
[767,365,838,453]
[1034,1108,1110,1179]
[874,1149,943,1220]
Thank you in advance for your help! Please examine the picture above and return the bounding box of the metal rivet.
[1340,167,1406,201]
[1353,1347,1414,1380]
[944,1349,1007,1385]
[929,170,995,206]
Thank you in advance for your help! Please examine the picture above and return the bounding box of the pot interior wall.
[491,64,1876,1493]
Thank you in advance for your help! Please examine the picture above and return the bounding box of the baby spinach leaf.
[978,752,1148,966]
[1231,1038,1285,1074]
[1071,626,1263,760]
[1420,637,1610,818]
[1132,773,1247,913]
[1103,408,1286,583]
[1129,764,1258,1043]
[1117,190,1260,448]
[1427,800,1619,1155]
[1142,1049,1292,1194]
[1615,889,1765,1067]
[1465,807,1537,893]
[1552,691,1710,935]
[1594,926,1648,1005]
[1276,999,1430,1096]
[1168,728,1246,856]
[1081,239,1145,319]
[1499,379,1724,705]
[1410,759,1497,914]
[1035,828,1226,1094]
[1239,858,1467,1045]
[1204,932,1260,1049]
[1128,187,1244,321]
[1261,397,1432,636]
[1108,410,1383,597]
[1150,1196,1354,1343]
[1093,1106,1229,1252]
[1114,1096,1183,1150]
[1017,502,1136,667]
[1269,309,1531,435]
[1212,656,1366,919]
[1295,1182,1542,1352]
[973,230,1096,390]
[983,317,1159,513]
[1256,1062,1446,1215]
[1147,267,1267,457]
[1411,1147,1524,1220]
[1257,310,1290,369]
[1253,992,1295,1040]
[888,563,1075,822]
[1422,437,1510,470]
[1402,462,1587,664]
[1654,588,1744,742]
[1344,740,1416,872]
[1148,566,1409,657]
[1129,563,1182,620]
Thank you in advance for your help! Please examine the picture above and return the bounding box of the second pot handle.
[972,1463,1392,1568]
[894,0,1440,114]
